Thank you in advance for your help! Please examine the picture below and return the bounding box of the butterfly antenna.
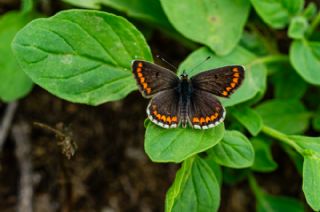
[190,56,212,72]
[156,55,177,70]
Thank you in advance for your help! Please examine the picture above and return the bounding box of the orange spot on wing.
[234,73,239,77]
[137,72,143,78]
[200,117,205,125]
[142,83,148,89]
[231,82,236,88]
[205,116,211,123]
[146,88,151,94]
[161,115,166,122]
[140,77,145,83]
[138,62,143,67]
[172,116,177,122]
[222,91,228,96]
[232,67,238,72]
[192,117,199,123]
[153,110,157,115]
[156,114,161,120]
[210,114,216,121]
[233,78,239,83]
[136,67,142,72]
[167,117,172,124]
[226,87,231,91]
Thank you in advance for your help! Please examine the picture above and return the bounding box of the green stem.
[21,0,34,14]
[261,125,304,155]
[307,12,320,37]
[248,54,289,67]
[248,174,264,201]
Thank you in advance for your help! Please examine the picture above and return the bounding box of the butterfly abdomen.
[179,76,192,128]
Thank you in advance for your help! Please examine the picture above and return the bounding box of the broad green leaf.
[271,65,308,99]
[288,16,308,39]
[255,99,310,134]
[251,0,304,29]
[289,135,320,155]
[161,0,250,55]
[230,106,263,136]
[290,40,320,85]
[62,0,101,9]
[100,0,172,30]
[240,31,270,56]
[12,10,152,105]
[303,155,320,211]
[145,122,224,163]
[251,137,278,172]
[257,193,305,212]
[203,156,223,186]
[209,130,254,168]
[303,2,317,20]
[178,47,267,107]
[165,156,220,212]
[0,12,34,102]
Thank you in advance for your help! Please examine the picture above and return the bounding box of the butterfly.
[132,60,245,130]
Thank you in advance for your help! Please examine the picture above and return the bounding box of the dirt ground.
[0,1,311,211]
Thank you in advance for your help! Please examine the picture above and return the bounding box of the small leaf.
[255,99,310,134]
[160,0,250,55]
[145,123,224,163]
[178,46,267,107]
[302,155,320,211]
[289,135,320,154]
[288,16,308,39]
[230,106,263,136]
[251,137,278,172]
[290,39,320,85]
[209,130,254,168]
[270,65,308,99]
[0,12,35,102]
[12,10,152,105]
[257,193,305,212]
[251,0,304,29]
[303,2,317,20]
[165,156,220,212]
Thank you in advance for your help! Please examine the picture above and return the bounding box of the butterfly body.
[132,60,245,130]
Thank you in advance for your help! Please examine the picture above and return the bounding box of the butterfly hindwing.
[147,89,180,128]
[188,90,225,129]
[191,66,244,98]
[132,60,179,98]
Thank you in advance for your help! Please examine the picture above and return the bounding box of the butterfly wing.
[190,66,244,97]
[132,60,179,98]
[188,89,225,129]
[147,89,181,128]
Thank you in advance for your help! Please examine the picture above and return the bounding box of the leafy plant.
[2,0,320,211]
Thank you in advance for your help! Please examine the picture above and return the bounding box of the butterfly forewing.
[191,66,244,98]
[188,90,225,129]
[147,89,180,128]
[132,60,179,98]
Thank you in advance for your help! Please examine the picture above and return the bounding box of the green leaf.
[209,130,254,168]
[251,0,304,29]
[12,9,152,105]
[62,0,101,9]
[289,135,320,155]
[270,65,308,99]
[160,0,250,55]
[0,12,35,102]
[255,99,310,134]
[178,47,267,107]
[145,122,224,163]
[230,106,263,136]
[288,16,309,39]
[222,168,249,185]
[302,155,320,211]
[251,137,278,172]
[165,156,220,212]
[203,156,223,186]
[303,2,317,20]
[290,39,320,85]
[257,194,305,212]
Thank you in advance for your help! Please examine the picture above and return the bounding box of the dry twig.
[0,101,18,151]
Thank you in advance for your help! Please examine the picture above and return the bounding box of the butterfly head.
[180,70,188,80]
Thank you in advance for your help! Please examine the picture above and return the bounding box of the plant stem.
[248,174,264,203]
[307,12,320,37]
[261,125,304,155]
[248,54,289,67]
